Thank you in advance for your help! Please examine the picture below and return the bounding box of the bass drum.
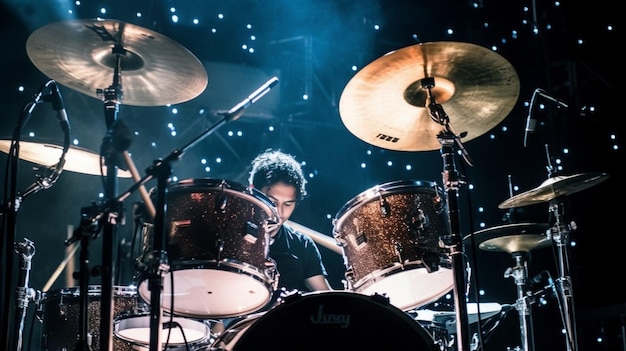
[209,291,439,351]
[136,178,279,319]
[333,180,453,311]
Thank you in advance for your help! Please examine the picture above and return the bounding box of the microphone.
[49,82,71,134]
[523,88,569,147]
[536,88,569,108]
[523,89,540,147]
[219,77,279,121]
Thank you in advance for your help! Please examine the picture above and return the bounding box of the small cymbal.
[26,19,208,106]
[464,223,551,253]
[339,41,520,151]
[498,172,609,209]
[0,139,132,178]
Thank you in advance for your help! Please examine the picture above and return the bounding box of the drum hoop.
[349,260,452,291]
[114,314,210,344]
[234,291,436,347]
[333,179,442,228]
[168,258,277,288]
[44,285,138,298]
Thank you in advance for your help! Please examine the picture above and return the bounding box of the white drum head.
[138,269,272,318]
[357,266,454,311]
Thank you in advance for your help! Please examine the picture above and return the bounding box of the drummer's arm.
[305,274,333,291]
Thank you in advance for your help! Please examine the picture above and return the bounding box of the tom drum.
[333,180,454,311]
[136,178,279,319]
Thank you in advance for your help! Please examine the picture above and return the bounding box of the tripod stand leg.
[505,252,535,351]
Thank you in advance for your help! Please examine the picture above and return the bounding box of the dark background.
[1,0,623,350]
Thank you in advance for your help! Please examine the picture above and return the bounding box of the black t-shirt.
[269,224,328,292]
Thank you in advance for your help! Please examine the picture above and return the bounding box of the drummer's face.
[262,181,297,228]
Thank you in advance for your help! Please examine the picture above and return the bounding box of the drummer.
[248,148,333,292]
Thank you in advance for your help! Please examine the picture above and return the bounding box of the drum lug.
[264,258,279,289]
[344,266,356,289]
[216,239,224,261]
[422,252,441,273]
[394,242,404,263]
[58,303,68,319]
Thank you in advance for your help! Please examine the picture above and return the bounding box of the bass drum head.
[221,291,438,351]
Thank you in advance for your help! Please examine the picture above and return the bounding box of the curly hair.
[248,149,308,201]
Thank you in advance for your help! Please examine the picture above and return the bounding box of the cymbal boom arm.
[423,77,474,166]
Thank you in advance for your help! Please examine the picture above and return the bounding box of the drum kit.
[0,17,609,351]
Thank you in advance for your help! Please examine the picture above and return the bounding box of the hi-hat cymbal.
[0,139,132,178]
[463,223,551,253]
[339,41,520,151]
[498,172,609,209]
[26,18,208,106]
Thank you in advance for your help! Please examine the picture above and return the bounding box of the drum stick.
[285,220,343,255]
[65,224,75,287]
[43,243,79,292]
[44,153,153,293]
[122,151,156,220]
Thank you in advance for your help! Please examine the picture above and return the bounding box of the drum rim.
[136,262,277,319]
[333,179,443,228]
[43,284,138,297]
[353,263,454,311]
[229,290,438,348]
[114,314,210,345]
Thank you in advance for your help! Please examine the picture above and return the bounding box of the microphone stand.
[94,77,278,351]
[1,86,43,351]
[422,77,473,351]
[2,81,64,351]
[136,109,240,351]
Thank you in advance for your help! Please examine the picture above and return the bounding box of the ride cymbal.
[463,223,551,253]
[0,139,132,178]
[339,41,520,151]
[498,172,609,209]
[26,18,208,106]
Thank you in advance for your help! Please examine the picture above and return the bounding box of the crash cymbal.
[339,41,520,151]
[0,139,132,178]
[26,18,208,106]
[498,172,609,209]
[464,223,551,253]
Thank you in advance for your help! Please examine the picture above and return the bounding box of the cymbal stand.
[542,144,578,350]
[548,199,578,351]
[14,238,40,351]
[423,77,473,351]
[504,251,535,351]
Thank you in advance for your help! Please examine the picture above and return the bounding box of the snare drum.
[39,285,147,351]
[209,291,438,351]
[333,180,453,311]
[114,314,212,351]
[136,178,279,319]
